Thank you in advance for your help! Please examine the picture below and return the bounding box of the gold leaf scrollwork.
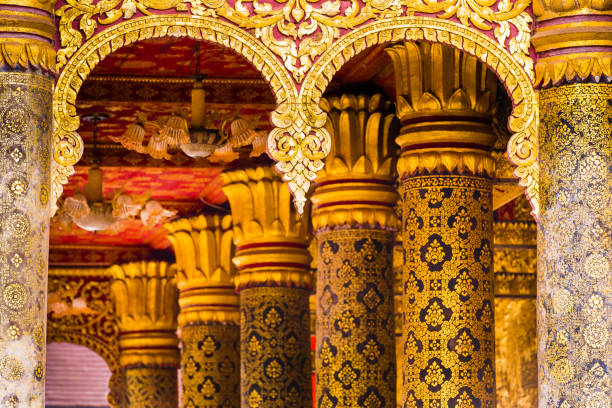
[56,0,533,82]
[268,124,331,213]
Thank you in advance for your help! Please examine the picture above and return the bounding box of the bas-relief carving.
[53,0,539,217]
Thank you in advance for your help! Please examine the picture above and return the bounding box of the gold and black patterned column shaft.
[124,367,178,408]
[240,286,312,408]
[311,92,399,408]
[387,41,498,408]
[181,324,239,408]
[401,175,495,408]
[165,215,240,408]
[315,229,396,408]
[222,167,313,408]
[110,261,179,408]
[0,0,55,403]
[537,84,611,406]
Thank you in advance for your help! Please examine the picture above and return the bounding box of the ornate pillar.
[0,0,55,406]
[532,3,611,405]
[387,42,498,408]
[310,93,399,407]
[221,167,312,408]
[110,261,179,408]
[165,215,240,408]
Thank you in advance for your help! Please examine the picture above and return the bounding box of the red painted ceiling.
[91,37,263,78]
[52,37,274,253]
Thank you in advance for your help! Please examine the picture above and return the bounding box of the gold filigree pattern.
[316,230,396,407]
[55,0,532,81]
[400,175,496,406]
[0,73,51,408]
[538,83,611,406]
[240,287,312,407]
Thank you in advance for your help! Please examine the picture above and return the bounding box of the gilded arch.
[51,1,539,218]
[52,14,298,211]
[290,17,539,218]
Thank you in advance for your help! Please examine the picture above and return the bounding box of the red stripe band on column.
[402,142,492,152]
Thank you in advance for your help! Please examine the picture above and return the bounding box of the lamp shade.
[147,132,171,160]
[160,115,189,147]
[140,200,176,228]
[113,192,142,219]
[64,192,90,220]
[250,130,268,157]
[113,122,146,153]
[228,117,256,148]
[179,128,218,158]
[73,202,117,232]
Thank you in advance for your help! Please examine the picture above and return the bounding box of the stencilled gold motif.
[316,229,396,408]
[538,83,611,407]
[240,287,311,408]
[181,324,239,408]
[400,175,495,407]
[125,367,178,408]
[0,73,51,408]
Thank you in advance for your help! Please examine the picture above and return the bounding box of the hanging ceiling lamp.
[60,114,177,232]
[64,114,118,232]
[113,42,268,161]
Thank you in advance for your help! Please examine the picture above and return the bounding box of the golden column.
[222,167,312,407]
[387,42,498,408]
[110,261,179,408]
[310,93,399,407]
[532,2,611,406]
[165,215,240,408]
[0,0,55,405]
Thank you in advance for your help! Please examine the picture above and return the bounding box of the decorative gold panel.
[494,298,537,408]
[240,286,312,407]
[181,324,239,408]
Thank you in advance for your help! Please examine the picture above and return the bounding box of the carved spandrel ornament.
[53,0,539,217]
